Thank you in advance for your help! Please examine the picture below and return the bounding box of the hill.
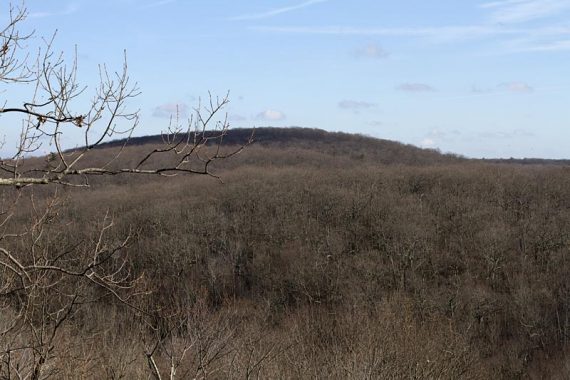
[4,126,570,378]
[79,127,570,167]
[89,127,465,166]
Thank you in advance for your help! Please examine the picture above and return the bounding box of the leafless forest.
[1,128,569,378]
[1,2,569,379]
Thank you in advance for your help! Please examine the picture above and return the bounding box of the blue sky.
[10,0,570,158]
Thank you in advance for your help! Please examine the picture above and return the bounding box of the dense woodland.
[1,128,568,379]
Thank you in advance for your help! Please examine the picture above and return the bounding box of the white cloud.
[250,4,570,54]
[141,0,176,9]
[232,0,328,21]
[496,25,570,53]
[250,24,570,57]
[481,0,570,24]
[498,81,534,92]
[354,43,389,59]
[478,129,535,139]
[228,114,248,122]
[481,0,528,7]
[29,3,79,18]
[250,25,520,42]
[338,100,377,110]
[427,129,447,140]
[248,0,570,58]
[511,38,570,52]
[471,85,495,94]
[421,128,461,147]
[471,82,534,94]
[420,138,436,148]
[256,110,286,121]
[419,128,463,149]
[152,103,189,118]
[397,83,436,92]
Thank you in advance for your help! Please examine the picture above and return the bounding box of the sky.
[5,0,570,158]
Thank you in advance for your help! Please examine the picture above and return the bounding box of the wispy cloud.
[250,25,523,42]
[338,100,377,110]
[141,0,176,9]
[526,39,570,51]
[471,81,534,94]
[471,85,495,94]
[478,129,535,139]
[420,128,462,148]
[228,114,248,122]
[250,3,570,54]
[397,83,436,92]
[256,110,286,121]
[152,103,189,118]
[507,37,570,52]
[354,43,390,59]
[420,138,436,148]
[481,0,570,24]
[498,81,534,93]
[29,3,79,19]
[232,0,328,21]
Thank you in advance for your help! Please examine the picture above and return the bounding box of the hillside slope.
[90,127,464,167]
[4,127,570,378]
[82,127,570,167]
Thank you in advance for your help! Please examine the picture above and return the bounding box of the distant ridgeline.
[481,157,570,166]
[86,127,465,166]
[79,127,569,166]
[88,127,434,150]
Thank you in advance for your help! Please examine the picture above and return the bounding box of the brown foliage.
[2,138,569,378]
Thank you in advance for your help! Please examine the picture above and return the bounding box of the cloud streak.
[354,43,389,59]
[508,38,570,52]
[141,0,176,9]
[478,129,535,139]
[397,83,436,92]
[250,3,570,53]
[420,138,436,148]
[338,100,377,110]
[228,114,248,122]
[251,23,570,46]
[152,103,189,118]
[420,128,462,148]
[471,81,534,94]
[481,0,570,24]
[250,25,521,41]
[29,3,79,19]
[498,81,534,93]
[232,0,328,21]
[256,110,286,121]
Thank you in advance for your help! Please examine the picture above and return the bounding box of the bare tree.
[0,14,246,187]
[0,3,251,378]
